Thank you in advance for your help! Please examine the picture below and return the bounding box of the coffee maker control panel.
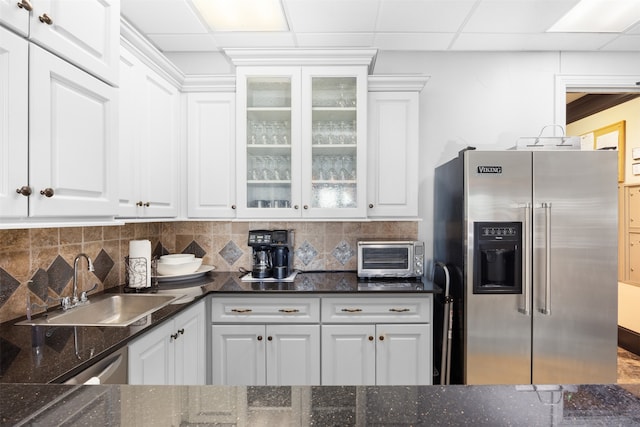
[248,230,273,246]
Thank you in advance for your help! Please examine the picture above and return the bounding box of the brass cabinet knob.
[38,13,53,25]
[40,188,54,197]
[16,186,32,196]
[16,0,32,11]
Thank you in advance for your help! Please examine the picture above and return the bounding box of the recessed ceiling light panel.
[548,0,640,33]
[192,0,289,32]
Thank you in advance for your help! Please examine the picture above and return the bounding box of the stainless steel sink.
[15,294,183,327]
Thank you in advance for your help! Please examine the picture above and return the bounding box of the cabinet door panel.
[321,324,375,385]
[29,45,117,217]
[174,302,206,385]
[141,71,179,217]
[28,0,119,84]
[128,324,174,385]
[630,233,640,283]
[212,324,266,385]
[267,324,320,385]
[376,324,431,385]
[367,92,419,217]
[0,27,28,217]
[187,92,236,218]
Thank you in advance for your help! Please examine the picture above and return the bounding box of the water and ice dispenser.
[473,222,522,294]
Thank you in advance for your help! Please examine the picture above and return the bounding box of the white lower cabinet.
[212,324,320,385]
[210,294,432,386]
[128,301,205,385]
[321,296,433,385]
[210,296,320,385]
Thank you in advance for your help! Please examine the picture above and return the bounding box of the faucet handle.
[80,283,98,303]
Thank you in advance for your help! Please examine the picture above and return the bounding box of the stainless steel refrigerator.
[434,148,618,385]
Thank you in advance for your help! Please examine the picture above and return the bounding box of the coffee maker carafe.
[248,230,273,279]
[271,230,293,279]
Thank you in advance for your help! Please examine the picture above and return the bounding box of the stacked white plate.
[157,254,203,276]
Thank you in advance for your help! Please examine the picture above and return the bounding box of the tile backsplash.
[0,221,417,323]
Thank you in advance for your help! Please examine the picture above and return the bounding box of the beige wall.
[0,220,417,324]
[567,97,640,333]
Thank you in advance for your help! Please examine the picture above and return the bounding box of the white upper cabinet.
[235,63,368,219]
[187,92,237,218]
[118,46,179,218]
[367,76,427,218]
[0,0,120,84]
[29,44,118,217]
[0,26,29,218]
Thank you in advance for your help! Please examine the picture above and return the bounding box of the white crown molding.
[368,75,430,92]
[120,17,185,88]
[181,75,237,92]
[223,48,378,73]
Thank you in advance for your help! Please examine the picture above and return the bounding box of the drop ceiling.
[121,0,640,53]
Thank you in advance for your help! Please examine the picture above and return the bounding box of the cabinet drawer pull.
[40,188,54,198]
[389,308,410,313]
[178,328,184,335]
[170,332,179,340]
[17,0,33,11]
[231,308,252,313]
[278,308,300,313]
[16,186,32,196]
[39,13,53,25]
[341,308,363,313]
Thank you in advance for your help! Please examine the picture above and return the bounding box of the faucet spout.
[72,253,94,305]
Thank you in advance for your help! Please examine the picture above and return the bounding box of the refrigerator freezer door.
[531,150,618,384]
[464,150,533,384]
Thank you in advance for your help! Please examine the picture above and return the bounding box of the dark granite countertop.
[0,271,438,385]
[3,383,640,426]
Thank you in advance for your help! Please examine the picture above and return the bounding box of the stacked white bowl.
[157,254,203,276]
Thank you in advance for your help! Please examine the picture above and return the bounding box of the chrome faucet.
[62,253,96,310]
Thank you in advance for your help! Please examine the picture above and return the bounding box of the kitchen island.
[3,382,640,425]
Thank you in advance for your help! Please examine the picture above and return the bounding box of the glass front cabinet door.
[236,66,367,219]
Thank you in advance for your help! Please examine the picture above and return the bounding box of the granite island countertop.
[3,383,640,426]
[0,271,438,384]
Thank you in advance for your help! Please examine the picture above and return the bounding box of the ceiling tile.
[452,32,620,51]
[121,0,208,34]
[373,33,455,51]
[147,34,219,52]
[295,33,375,48]
[377,0,476,32]
[462,0,580,33]
[284,0,380,32]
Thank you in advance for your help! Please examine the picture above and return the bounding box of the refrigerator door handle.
[518,202,531,316]
[539,202,552,315]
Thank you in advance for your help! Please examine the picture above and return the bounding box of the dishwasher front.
[64,346,128,385]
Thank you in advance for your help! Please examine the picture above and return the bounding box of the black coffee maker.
[248,229,294,279]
